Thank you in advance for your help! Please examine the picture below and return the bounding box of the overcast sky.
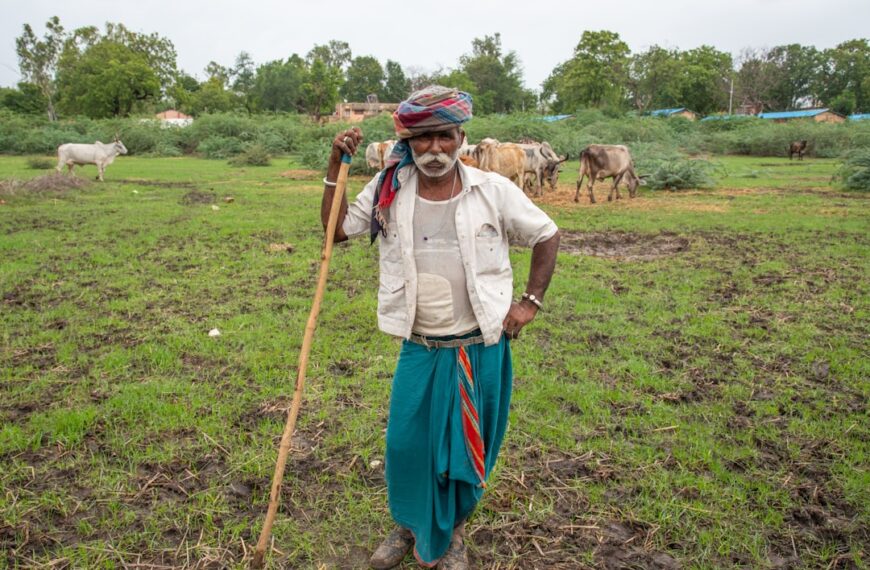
[2,0,869,92]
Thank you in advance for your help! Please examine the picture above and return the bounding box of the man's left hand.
[502,301,538,340]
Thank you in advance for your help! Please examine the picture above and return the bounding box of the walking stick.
[251,153,352,569]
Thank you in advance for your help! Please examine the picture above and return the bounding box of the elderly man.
[322,86,560,569]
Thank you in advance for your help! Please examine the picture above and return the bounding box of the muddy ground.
[2,200,867,568]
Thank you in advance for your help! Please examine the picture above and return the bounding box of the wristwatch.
[521,292,543,310]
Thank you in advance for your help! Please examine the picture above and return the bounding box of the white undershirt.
[411,192,479,336]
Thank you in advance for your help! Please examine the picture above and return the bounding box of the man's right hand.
[330,127,363,165]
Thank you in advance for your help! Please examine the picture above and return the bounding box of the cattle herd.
[53,135,810,200]
[366,136,639,204]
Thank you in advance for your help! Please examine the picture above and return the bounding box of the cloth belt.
[409,332,486,349]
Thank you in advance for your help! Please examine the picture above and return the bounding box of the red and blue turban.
[370,85,473,242]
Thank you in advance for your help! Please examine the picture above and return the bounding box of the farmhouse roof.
[757,108,839,120]
[156,109,192,119]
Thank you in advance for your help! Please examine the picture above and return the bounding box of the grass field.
[1,154,868,569]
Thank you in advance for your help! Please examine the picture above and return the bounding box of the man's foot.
[437,532,468,569]
[370,527,414,569]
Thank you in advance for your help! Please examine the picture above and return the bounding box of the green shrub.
[837,150,870,191]
[26,157,54,169]
[298,140,331,170]
[645,158,718,190]
[228,143,272,166]
[198,135,244,158]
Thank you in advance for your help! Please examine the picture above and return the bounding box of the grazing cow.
[519,141,568,197]
[364,139,397,170]
[459,155,479,168]
[473,139,525,186]
[789,140,808,160]
[56,137,128,181]
[574,144,640,204]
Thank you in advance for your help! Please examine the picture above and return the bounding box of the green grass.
[1,155,868,569]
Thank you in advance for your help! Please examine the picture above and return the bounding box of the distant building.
[333,101,400,123]
[848,113,870,121]
[649,107,698,121]
[155,109,193,127]
[757,108,845,124]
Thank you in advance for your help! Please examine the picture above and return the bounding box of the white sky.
[2,0,869,91]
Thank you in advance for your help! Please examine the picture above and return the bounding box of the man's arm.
[321,127,363,243]
[502,231,560,339]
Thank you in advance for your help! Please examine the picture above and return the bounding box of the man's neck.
[417,164,459,201]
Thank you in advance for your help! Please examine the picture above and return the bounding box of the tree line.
[4,17,868,121]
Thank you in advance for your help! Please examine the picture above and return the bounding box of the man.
[321,86,559,569]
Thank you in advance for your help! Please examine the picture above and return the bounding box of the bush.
[198,136,244,159]
[645,158,718,190]
[26,157,54,170]
[837,150,870,191]
[228,143,271,167]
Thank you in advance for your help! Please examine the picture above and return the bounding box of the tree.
[822,39,870,113]
[0,83,47,115]
[677,46,733,115]
[734,48,780,113]
[341,56,385,101]
[543,30,630,112]
[15,16,65,120]
[250,55,307,112]
[232,51,256,95]
[101,22,177,92]
[763,44,822,109]
[302,57,342,120]
[57,40,160,117]
[189,77,241,115]
[166,72,200,113]
[205,61,231,86]
[628,46,683,112]
[382,60,410,102]
[458,33,526,114]
[306,40,352,71]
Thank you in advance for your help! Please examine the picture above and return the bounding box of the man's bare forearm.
[525,232,560,300]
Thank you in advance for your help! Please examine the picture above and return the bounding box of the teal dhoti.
[385,332,512,565]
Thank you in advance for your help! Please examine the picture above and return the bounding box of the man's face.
[408,128,463,178]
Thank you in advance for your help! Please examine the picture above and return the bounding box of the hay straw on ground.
[0,173,92,196]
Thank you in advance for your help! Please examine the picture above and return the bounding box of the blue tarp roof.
[538,114,573,122]
[649,108,688,117]
[757,108,831,119]
[700,114,754,122]
[848,113,870,121]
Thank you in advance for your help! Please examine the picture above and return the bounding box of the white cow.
[364,139,397,170]
[56,137,128,181]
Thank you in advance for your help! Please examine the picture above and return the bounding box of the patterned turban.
[370,85,473,243]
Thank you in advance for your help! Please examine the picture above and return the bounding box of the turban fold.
[370,86,473,243]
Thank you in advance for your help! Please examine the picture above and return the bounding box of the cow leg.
[587,180,596,204]
[67,163,74,175]
[574,175,583,202]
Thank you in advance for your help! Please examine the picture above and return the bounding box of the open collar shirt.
[341,161,558,346]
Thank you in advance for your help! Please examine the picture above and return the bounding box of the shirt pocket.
[474,223,506,275]
[378,272,407,316]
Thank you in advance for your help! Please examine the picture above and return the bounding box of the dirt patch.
[180,189,217,205]
[279,169,320,180]
[0,173,91,195]
[560,231,690,261]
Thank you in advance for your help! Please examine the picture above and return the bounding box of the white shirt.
[341,160,558,346]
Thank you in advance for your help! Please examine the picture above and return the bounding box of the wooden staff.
[251,153,352,569]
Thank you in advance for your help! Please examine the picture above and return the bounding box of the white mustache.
[416,152,452,168]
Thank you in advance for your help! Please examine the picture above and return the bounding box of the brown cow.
[473,139,525,187]
[574,144,640,203]
[789,140,808,160]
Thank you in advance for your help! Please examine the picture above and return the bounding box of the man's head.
[408,127,464,178]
